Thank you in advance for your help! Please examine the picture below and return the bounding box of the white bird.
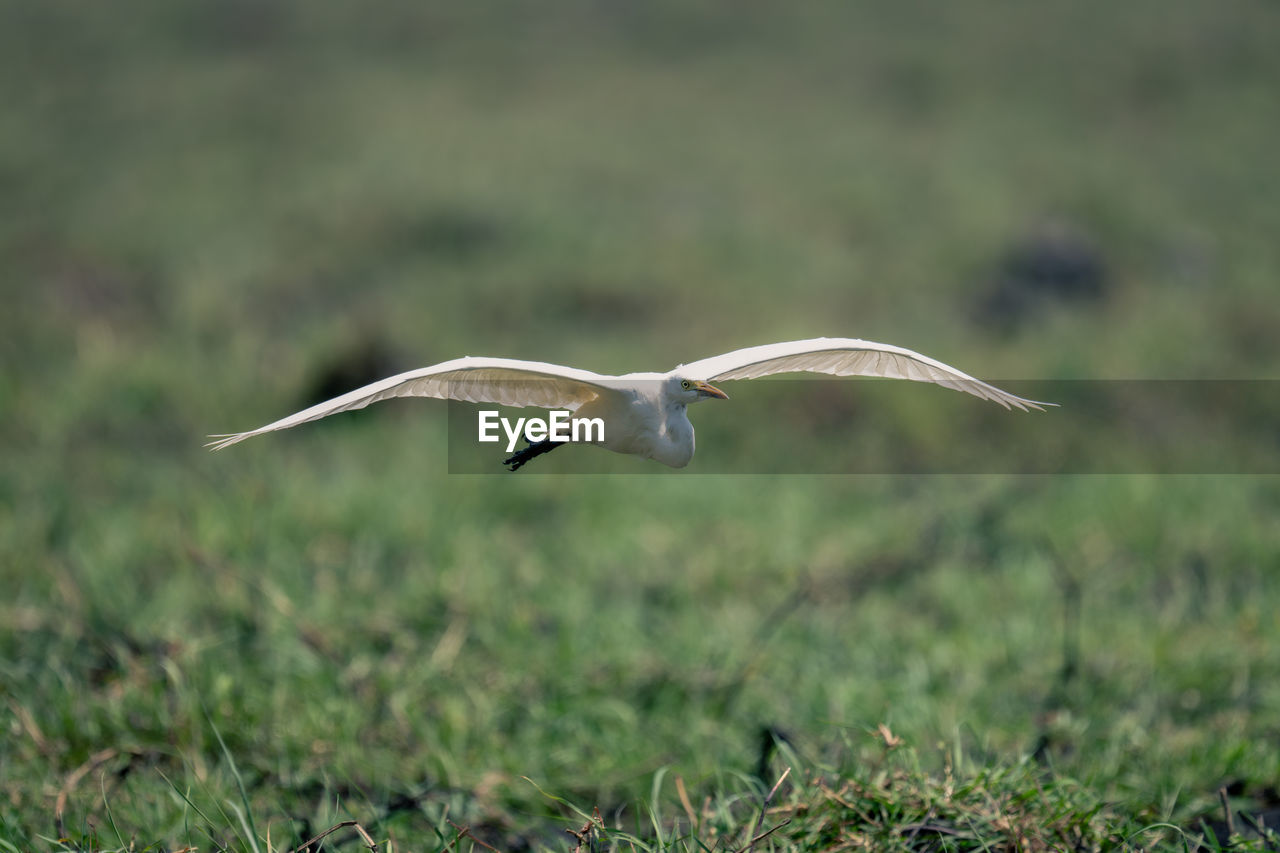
[208,337,1050,470]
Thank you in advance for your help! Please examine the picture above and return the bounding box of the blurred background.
[3,2,1279,849]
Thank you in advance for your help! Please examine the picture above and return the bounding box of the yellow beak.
[694,380,729,400]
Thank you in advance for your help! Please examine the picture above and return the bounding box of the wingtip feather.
[205,433,250,451]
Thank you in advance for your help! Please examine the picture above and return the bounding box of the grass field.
[3,2,1280,850]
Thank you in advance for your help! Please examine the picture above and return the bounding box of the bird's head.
[668,375,729,404]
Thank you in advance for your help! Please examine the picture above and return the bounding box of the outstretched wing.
[678,337,1051,411]
[207,356,620,450]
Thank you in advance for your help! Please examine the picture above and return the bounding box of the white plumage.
[208,337,1050,468]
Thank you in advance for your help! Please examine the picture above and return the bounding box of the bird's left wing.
[678,337,1051,411]
[207,356,620,450]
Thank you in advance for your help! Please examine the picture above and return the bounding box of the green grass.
[3,2,1280,850]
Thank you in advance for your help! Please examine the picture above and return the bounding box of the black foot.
[503,439,565,472]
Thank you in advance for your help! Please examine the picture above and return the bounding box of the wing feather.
[207,357,618,450]
[678,337,1051,411]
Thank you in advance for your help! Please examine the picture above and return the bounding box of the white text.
[477,410,605,452]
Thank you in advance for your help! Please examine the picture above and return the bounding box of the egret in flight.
[208,337,1049,470]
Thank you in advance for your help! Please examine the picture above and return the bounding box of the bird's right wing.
[679,337,1051,411]
[207,357,619,450]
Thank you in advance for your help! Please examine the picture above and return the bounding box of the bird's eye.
[681,380,691,389]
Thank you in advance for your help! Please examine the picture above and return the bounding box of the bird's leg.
[503,437,566,472]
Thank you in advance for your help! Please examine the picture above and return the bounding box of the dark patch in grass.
[301,339,405,409]
[1198,783,1280,849]
[405,207,508,262]
[755,726,796,785]
[975,222,1110,331]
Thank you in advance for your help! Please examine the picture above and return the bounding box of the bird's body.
[209,337,1050,469]
[587,376,701,467]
